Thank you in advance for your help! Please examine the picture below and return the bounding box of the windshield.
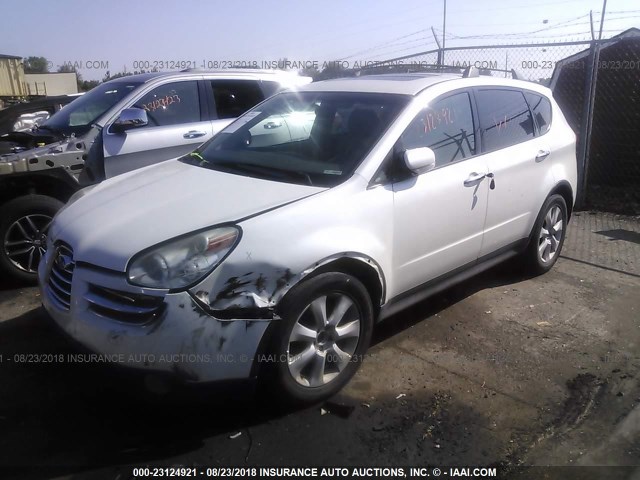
[182,91,409,187]
[42,80,143,136]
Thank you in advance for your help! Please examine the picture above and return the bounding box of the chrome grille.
[48,245,74,310]
[85,285,164,324]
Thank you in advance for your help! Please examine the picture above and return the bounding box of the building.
[24,72,78,96]
[0,54,27,98]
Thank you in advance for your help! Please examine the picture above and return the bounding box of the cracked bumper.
[38,258,274,383]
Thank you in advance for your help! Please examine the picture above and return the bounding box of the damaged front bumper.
[38,254,275,383]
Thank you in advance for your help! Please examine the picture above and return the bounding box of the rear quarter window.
[524,91,552,135]
[260,81,282,99]
[210,80,265,119]
[476,89,535,153]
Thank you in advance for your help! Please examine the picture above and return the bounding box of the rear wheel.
[268,272,374,404]
[0,195,64,284]
[522,194,568,275]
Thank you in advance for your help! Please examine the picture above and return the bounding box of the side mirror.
[112,108,148,133]
[403,147,436,174]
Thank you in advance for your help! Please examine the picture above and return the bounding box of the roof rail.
[356,62,521,79]
[462,66,480,78]
[461,65,523,79]
[179,67,300,74]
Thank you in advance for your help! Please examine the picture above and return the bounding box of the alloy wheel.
[287,293,361,387]
[3,214,52,273]
[538,205,563,263]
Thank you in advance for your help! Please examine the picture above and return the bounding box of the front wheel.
[268,272,374,404]
[522,194,568,275]
[0,195,64,284]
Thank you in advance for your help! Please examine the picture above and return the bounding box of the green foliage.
[23,56,49,73]
[314,60,354,81]
[102,68,158,82]
[78,80,100,92]
[56,63,76,73]
[299,66,321,80]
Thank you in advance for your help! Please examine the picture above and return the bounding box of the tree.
[102,69,132,81]
[102,67,158,82]
[57,63,76,73]
[299,66,321,81]
[315,60,353,81]
[78,79,100,92]
[23,56,49,73]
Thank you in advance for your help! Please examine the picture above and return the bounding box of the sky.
[1,0,639,80]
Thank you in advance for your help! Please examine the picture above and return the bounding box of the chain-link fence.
[354,33,640,214]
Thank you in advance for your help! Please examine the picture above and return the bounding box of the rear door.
[102,79,212,178]
[207,79,267,135]
[474,88,548,257]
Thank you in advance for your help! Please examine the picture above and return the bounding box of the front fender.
[188,177,393,315]
[189,251,386,317]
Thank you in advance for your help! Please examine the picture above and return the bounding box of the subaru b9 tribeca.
[39,73,577,403]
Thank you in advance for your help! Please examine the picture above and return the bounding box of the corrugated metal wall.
[0,58,27,97]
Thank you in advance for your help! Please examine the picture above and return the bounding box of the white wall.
[24,72,78,96]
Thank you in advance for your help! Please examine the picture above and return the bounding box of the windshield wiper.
[180,151,206,165]
[272,167,314,186]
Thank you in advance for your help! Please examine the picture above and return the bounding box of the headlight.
[127,226,240,290]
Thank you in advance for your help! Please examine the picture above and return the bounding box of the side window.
[399,91,476,167]
[524,92,552,135]
[476,89,535,152]
[133,81,200,127]
[260,81,282,99]
[210,80,265,119]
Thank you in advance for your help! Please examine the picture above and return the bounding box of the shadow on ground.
[372,262,532,346]
[0,277,31,292]
[595,228,640,245]
[0,263,533,479]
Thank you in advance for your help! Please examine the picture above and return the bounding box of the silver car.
[0,70,311,282]
[39,72,577,403]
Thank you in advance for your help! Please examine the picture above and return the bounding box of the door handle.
[464,172,486,186]
[535,149,551,162]
[183,130,207,139]
[263,121,282,129]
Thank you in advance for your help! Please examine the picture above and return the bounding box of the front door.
[392,90,490,296]
[102,80,213,178]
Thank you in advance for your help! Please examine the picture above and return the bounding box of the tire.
[522,194,568,275]
[267,272,374,404]
[0,195,64,285]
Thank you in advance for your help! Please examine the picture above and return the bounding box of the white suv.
[38,72,577,403]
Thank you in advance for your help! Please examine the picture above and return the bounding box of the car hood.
[52,159,326,271]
